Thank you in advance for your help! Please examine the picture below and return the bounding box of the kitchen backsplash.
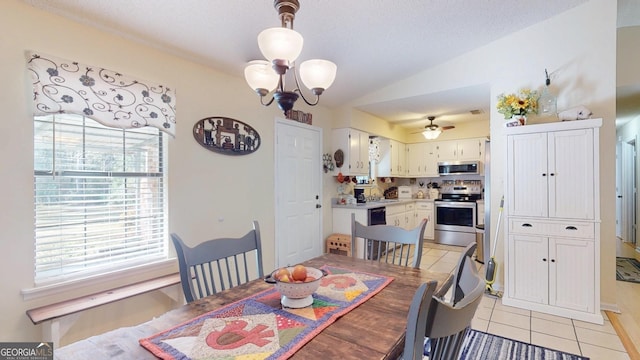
[335,174,484,200]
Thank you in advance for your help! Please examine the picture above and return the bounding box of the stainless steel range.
[434,180,482,246]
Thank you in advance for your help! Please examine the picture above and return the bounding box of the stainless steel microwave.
[438,161,481,175]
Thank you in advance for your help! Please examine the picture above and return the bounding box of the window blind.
[34,114,167,285]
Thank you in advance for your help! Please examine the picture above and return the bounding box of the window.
[33,114,167,285]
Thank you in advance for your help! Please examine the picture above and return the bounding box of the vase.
[513,114,526,126]
[504,115,526,127]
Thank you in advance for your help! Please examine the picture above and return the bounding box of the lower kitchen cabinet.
[386,203,415,230]
[504,218,601,323]
[415,202,434,239]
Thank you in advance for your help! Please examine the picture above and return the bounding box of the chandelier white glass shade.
[245,0,337,114]
[244,60,279,94]
[422,127,442,140]
[258,28,303,63]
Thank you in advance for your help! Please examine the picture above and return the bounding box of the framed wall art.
[193,116,261,156]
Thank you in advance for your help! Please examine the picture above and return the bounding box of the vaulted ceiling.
[21,0,640,128]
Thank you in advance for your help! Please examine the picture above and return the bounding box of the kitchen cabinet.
[386,203,414,230]
[437,138,484,162]
[407,142,439,177]
[502,118,602,324]
[378,139,406,177]
[415,201,435,239]
[332,128,370,176]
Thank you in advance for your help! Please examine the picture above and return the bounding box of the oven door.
[434,201,476,233]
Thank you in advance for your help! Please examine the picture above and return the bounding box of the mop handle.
[490,196,504,257]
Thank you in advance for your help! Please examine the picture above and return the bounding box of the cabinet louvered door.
[549,237,595,312]
[548,129,594,219]
[507,133,548,217]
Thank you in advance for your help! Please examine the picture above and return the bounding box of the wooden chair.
[401,243,485,360]
[171,221,264,303]
[351,213,427,268]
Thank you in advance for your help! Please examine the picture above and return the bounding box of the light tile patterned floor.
[420,241,631,359]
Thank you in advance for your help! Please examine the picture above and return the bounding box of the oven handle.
[434,202,477,209]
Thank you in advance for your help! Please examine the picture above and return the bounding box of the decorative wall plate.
[334,149,344,168]
[193,116,261,155]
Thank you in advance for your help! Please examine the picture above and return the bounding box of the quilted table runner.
[139,265,393,360]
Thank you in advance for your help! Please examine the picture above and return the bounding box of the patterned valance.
[27,52,176,137]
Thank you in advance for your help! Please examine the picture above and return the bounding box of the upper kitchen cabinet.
[437,138,485,162]
[378,139,406,177]
[332,128,370,176]
[407,142,439,177]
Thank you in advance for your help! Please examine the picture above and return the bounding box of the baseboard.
[601,302,621,314]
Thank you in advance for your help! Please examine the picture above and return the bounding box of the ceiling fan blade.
[442,125,455,130]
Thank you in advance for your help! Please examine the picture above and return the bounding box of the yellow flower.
[497,88,539,119]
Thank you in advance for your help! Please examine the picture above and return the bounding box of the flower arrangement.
[496,89,539,119]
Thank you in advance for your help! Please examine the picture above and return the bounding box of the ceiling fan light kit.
[422,127,442,140]
[422,116,443,140]
[244,0,337,114]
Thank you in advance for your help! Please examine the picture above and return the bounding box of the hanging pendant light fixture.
[244,0,337,114]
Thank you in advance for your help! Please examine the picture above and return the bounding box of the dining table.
[54,253,451,360]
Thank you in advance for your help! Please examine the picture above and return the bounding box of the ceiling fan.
[411,116,455,139]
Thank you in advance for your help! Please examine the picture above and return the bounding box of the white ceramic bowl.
[266,266,325,299]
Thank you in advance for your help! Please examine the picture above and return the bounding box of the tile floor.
[420,241,631,360]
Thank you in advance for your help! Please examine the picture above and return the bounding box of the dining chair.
[171,220,264,303]
[351,213,427,268]
[401,243,485,360]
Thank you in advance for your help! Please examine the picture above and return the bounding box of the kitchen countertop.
[331,198,434,209]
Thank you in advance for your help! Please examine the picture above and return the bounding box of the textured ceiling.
[20,0,639,127]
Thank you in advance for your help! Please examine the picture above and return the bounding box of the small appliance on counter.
[397,186,412,199]
[354,188,366,203]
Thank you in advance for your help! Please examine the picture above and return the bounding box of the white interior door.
[621,140,636,244]
[275,118,322,267]
[616,142,622,238]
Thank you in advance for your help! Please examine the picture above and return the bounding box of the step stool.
[326,233,352,257]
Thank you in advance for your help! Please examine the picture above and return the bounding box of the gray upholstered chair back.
[402,243,485,360]
[171,221,264,303]
[351,213,427,268]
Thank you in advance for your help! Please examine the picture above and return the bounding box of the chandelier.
[244,0,337,114]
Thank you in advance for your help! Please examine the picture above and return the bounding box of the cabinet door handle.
[543,258,547,262]
[551,259,556,262]
[549,173,555,176]
[542,173,547,177]
[522,223,533,227]
[565,226,578,230]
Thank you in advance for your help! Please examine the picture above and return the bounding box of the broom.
[485,196,503,297]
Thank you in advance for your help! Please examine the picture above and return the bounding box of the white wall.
[346,0,618,308]
[0,0,619,346]
[0,0,336,345]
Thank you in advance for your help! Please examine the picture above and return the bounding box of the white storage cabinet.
[502,118,602,324]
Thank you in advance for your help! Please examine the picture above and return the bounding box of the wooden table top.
[55,253,451,360]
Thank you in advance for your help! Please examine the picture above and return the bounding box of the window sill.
[21,258,177,301]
